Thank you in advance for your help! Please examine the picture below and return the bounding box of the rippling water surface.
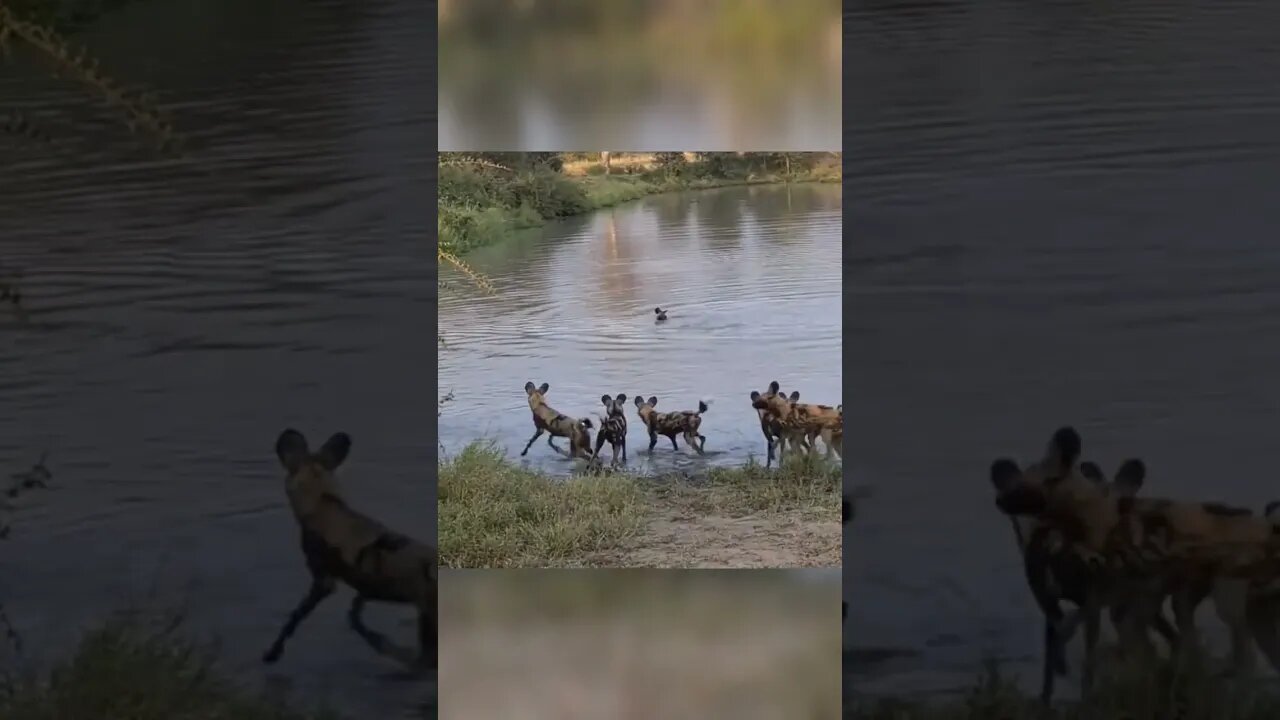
[846,0,1280,698]
[0,1,431,716]
[438,183,842,475]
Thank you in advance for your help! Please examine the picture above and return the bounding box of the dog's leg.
[697,433,707,452]
[547,435,569,457]
[686,431,704,455]
[520,428,544,456]
[419,607,437,670]
[263,576,335,663]
[668,433,679,451]
[1081,593,1103,696]
[621,437,627,464]
[1171,586,1202,661]
[1247,591,1280,675]
[648,430,658,452]
[594,431,608,461]
[1040,618,1059,705]
[348,596,418,667]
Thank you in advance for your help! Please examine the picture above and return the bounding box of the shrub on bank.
[0,613,342,720]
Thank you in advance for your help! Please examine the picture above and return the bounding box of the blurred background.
[438,0,841,150]
[440,568,841,719]
[847,0,1280,705]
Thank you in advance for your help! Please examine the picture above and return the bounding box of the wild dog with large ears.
[264,429,436,670]
[593,393,629,467]
[520,381,595,461]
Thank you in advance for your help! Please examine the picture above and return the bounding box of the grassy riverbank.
[437,442,841,568]
[846,650,1280,720]
[438,151,842,255]
[0,613,351,720]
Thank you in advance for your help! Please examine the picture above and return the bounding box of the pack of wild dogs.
[519,380,843,468]
[991,426,1280,704]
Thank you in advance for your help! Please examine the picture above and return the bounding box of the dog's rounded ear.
[275,429,309,473]
[1048,426,1082,469]
[601,395,612,405]
[634,395,644,407]
[524,382,536,394]
[538,382,550,394]
[616,393,627,404]
[316,432,352,471]
[1079,461,1106,484]
[1113,459,1146,497]
[648,396,657,407]
[788,391,800,402]
[750,391,761,401]
[990,458,1023,493]
[768,381,780,394]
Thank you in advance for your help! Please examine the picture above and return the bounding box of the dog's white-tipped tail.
[698,397,713,414]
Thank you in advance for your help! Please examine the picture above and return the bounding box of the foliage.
[0,2,180,154]
[0,612,341,720]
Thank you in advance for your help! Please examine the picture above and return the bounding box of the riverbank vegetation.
[0,1,178,153]
[437,441,840,568]
[0,612,345,720]
[846,649,1280,720]
[437,151,842,255]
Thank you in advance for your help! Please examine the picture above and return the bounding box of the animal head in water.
[274,429,350,498]
[654,307,667,321]
[523,381,551,408]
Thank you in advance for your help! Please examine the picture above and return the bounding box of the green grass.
[847,649,1280,720]
[437,441,840,568]
[0,612,344,720]
[437,152,842,256]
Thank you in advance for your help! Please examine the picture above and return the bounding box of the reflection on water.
[438,183,842,475]
[438,0,841,150]
[0,1,431,717]
[847,0,1280,698]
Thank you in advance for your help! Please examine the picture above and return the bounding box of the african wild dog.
[633,395,709,453]
[997,444,1177,704]
[263,430,436,670]
[747,381,808,466]
[751,382,842,461]
[593,393,629,467]
[519,381,595,461]
[991,427,1280,694]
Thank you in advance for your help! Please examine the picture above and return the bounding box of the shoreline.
[437,442,841,569]
[438,156,841,256]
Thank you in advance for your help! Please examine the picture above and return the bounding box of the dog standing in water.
[262,429,437,670]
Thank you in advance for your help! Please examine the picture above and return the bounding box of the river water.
[438,183,842,475]
[0,1,432,716]
[846,0,1280,699]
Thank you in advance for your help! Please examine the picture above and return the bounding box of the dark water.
[438,0,842,151]
[438,183,842,475]
[846,0,1280,698]
[0,1,431,716]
